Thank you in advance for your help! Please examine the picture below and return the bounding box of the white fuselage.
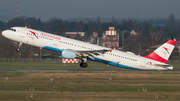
[2,27,172,70]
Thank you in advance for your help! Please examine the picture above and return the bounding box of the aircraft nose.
[2,30,6,36]
[2,30,8,37]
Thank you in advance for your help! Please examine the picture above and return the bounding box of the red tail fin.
[144,40,177,63]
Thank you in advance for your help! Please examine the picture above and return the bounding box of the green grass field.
[0,62,180,70]
[0,72,180,101]
[0,62,121,70]
[0,62,180,101]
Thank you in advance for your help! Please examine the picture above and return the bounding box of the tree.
[84,29,93,42]
[98,29,103,37]
[0,34,18,58]
[68,21,77,32]
[164,26,171,38]
[0,21,4,31]
[151,28,159,45]
[74,32,81,40]
[83,24,89,32]
[85,29,93,36]
[124,34,150,55]
[160,32,167,43]
[142,27,150,39]
[46,17,63,33]
[56,23,66,35]
[6,17,24,28]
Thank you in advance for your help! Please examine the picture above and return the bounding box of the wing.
[70,49,111,60]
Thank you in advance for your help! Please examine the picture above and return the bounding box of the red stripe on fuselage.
[29,30,38,39]
[144,52,167,63]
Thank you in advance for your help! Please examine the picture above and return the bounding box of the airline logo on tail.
[162,47,170,54]
[144,40,177,63]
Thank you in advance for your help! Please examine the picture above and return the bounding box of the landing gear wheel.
[80,62,88,68]
[16,48,20,52]
[16,42,22,52]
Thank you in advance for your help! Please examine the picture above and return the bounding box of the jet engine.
[59,49,76,59]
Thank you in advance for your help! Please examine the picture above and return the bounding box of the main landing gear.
[80,62,88,68]
[79,58,88,68]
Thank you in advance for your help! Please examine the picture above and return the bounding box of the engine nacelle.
[59,49,76,59]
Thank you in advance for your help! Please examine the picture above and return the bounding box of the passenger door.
[54,39,58,46]
[140,59,147,68]
[20,29,25,38]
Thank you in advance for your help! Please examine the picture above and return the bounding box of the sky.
[1,0,180,19]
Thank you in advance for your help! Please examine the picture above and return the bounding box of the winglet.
[144,40,177,63]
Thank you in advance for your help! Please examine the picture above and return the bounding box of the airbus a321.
[2,27,177,70]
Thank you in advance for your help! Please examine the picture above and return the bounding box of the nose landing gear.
[16,42,22,52]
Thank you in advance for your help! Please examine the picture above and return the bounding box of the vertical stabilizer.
[144,40,177,63]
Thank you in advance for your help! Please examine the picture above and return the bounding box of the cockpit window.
[9,28,16,32]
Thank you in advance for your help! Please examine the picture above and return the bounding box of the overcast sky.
[1,0,180,19]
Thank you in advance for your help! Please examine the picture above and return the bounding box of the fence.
[0,58,179,64]
[167,60,180,64]
[0,58,62,63]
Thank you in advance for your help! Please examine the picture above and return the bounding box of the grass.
[0,62,122,70]
[0,72,180,100]
[0,62,180,70]
[170,64,180,70]
[0,62,180,100]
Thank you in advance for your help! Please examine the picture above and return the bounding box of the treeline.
[0,13,180,58]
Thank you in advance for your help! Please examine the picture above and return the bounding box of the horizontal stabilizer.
[153,64,173,70]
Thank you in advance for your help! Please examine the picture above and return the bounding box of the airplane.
[1,26,177,70]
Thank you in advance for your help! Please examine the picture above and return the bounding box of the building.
[175,42,180,52]
[102,27,119,49]
[64,32,85,39]
[130,30,140,35]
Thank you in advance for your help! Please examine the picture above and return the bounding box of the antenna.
[16,0,20,17]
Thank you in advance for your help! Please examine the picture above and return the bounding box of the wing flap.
[69,49,110,60]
